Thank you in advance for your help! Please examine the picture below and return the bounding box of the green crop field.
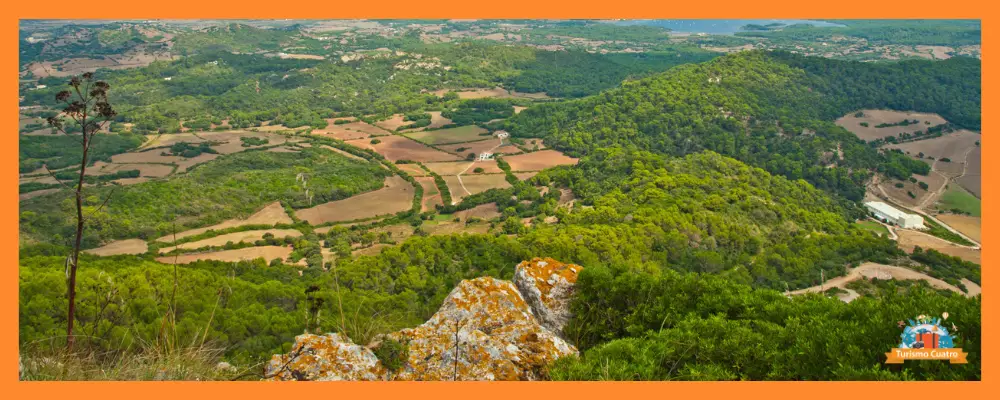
[939,185,981,216]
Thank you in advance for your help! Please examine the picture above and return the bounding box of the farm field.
[83,239,149,256]
[319,145,368,162]
[452,202,501,221]
[23,55,174,78]
[404,125,491,145]
[835,110,947,141]
[20,175,59,185]
[159,229,303,253]
[498,144,526,154]
[503,150,579,171]
[140,130,291,150]
[937,185,981,216]
[896,229,980,264]
[936,214,981,243]
[514,172,538,181]
[202,131,292,154]
[155,246,293,264]
[19,188,60,201]
[425,160,503,175]
[934,161,965,176]
[437,139,514,157]
[374,114,409,131]
[267,147,300,153]
[109,131,289,176]
[396,163,428,177]
[443,174,511,201]
[855,220,890,237]
[155,202,292,243]
[312,218,388,234]
[312,120,388,140]
[345,135,460,162]
[399,111,454,132]
[109,150,181,164]
[421,220,491,236]
[956,146,981,197]
[295,176,414,224]
[877,171,945,208]
[430,87,550,100]
[430,87,510,99]
[97,162,174,178]
[415,177,443,211]
[884,130,980,163]
[174,153,221,173]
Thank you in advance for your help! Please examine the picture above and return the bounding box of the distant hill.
[505,50,980,200]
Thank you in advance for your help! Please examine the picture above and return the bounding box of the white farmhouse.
[494,130,510,139]
[478,152,494,161]
[864,201,925,229]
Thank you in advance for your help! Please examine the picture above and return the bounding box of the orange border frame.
[4,1,993,397]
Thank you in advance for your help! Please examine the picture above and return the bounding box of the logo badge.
[886,314,968,364]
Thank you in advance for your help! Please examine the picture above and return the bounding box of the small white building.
[478,152,493,161]
[494,130,510,139]
[864,201,925,229]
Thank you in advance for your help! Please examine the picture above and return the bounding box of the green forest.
[735,20,981,46]
[20,133,145,173]
[19,151,983,378]
[504,51,980,201]
[21,40,716,134]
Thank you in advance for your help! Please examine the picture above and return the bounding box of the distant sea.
[616,19,846,35]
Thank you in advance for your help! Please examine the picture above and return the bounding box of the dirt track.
[789,262,979,299]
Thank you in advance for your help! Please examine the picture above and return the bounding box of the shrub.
[371,338,409,373]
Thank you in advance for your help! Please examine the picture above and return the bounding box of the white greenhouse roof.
[864,201,910,220]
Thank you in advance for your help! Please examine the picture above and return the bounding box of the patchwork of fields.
[22,113,583,264]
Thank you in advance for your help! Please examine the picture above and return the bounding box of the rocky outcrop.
[513,257,581,334]
[266,333,383,381]
[266,258,583,381]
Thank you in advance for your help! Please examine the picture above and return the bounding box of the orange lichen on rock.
[512,257,582,334]
[267,259,581,381]
[389,276,575,381]
[265,333,386,381]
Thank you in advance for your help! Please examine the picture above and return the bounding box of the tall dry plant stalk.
[45,73,117,350]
